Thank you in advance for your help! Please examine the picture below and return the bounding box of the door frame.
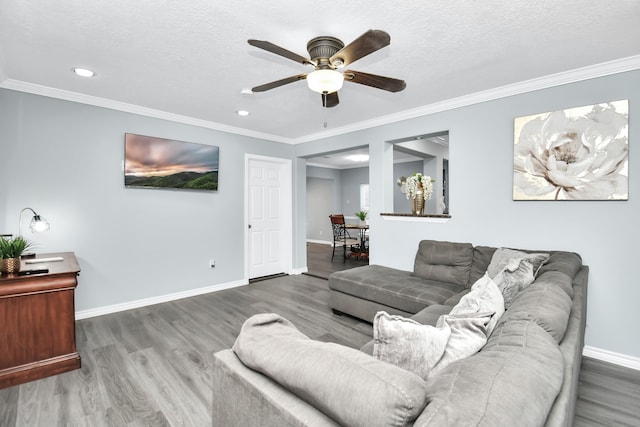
[244,154,293,281]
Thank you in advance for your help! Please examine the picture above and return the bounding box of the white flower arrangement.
[397,173,434,200]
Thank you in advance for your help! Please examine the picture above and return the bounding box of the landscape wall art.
[513,100,628,200]
[124,133,219,191]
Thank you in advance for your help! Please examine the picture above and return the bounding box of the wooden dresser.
[0,252,81,388]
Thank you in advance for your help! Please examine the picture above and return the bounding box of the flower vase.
[411,184,425,215]
[0,258,21,274]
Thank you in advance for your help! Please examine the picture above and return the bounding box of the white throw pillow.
[373,311,451,381]
[449,272,504,336]
[430,311,494,376]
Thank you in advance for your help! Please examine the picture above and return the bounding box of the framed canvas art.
[513,100,628,200]
[124,133,219,191]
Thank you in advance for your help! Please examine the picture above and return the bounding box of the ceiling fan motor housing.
[307,36,344,68]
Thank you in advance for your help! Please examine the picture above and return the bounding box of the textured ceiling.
[1,0,639,143]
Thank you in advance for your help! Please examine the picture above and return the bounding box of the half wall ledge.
[380,213,451,223]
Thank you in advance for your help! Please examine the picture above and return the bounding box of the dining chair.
[329,214,359,262]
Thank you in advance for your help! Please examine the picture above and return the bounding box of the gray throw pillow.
[488,248,550,308]
[487,248,549,277]
[373,311,451,381]
[233,313,429,427]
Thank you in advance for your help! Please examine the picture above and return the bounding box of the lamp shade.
[19,207,50,236]
[306,69,344,94]
[30,215,50,233]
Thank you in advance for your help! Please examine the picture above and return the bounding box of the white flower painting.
[513,100,628,200]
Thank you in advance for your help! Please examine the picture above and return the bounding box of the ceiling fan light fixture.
[306,69,343,94]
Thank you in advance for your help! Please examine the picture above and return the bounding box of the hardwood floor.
[575,357,640,426]
[304,241,368,279]
[1,244,638,426]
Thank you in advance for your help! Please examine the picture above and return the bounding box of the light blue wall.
[0,89,295,311]
[306,165,342,211]
[295,70,640,359]
[3,68,638,360]
[306,177,334,242]
[340,166,369,216]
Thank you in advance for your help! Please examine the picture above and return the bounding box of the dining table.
[344,223,369,259]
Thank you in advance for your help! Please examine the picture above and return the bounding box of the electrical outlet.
[209,259,215,268]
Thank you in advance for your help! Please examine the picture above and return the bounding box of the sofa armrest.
[212,349,338,427]
[232,313,429,427]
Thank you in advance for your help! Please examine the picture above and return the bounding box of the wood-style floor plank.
[1,243,638,426]
[574,357,640,426]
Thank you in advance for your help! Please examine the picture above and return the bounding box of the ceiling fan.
[247,29,406,108]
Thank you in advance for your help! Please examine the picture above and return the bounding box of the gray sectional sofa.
[212,239,588,427]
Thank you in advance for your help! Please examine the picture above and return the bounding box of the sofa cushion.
[329,265,465,314]
[416,320,564,427]
[373,311,451,381]
[537,251,583,280]
[443,289,469,306]
[535,270,574,297]
[413,240,473,287]
[499,282,573,343]
[469,245,498,284]
[411,304,454,326]
[233,313,429,427]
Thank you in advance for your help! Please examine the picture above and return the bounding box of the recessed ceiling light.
[73,68,95,77]
[236,110,250,116]
[240,88,253,95]
[347,154,369,162]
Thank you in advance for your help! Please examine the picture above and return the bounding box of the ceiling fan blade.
[322,92,339,108]
[343,70,406,92]
[248,39,314,66]
[251,74,307,92]
[330,30,390,68]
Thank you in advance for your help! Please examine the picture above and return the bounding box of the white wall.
[0,89,295,313]
[295,70,640,359]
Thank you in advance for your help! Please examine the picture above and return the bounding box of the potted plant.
[355,210,368,225]
[0,236,34,274]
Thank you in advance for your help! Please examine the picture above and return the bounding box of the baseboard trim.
[583,345,640,371]
[75,279,247,320]
[290,266,308,275]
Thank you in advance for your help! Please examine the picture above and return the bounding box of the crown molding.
[2,55,639,145]
[292,54,640,144]
[0,79,293,144]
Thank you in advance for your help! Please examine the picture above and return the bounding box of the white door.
[246,156,291,279]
